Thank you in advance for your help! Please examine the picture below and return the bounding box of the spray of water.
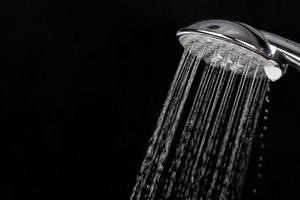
[130,43,269,200]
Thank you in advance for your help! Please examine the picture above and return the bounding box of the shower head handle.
[260,30,300,72]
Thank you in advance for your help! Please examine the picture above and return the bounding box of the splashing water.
[130,42,269,200]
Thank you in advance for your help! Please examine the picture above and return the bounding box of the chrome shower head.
[177,19,300,81]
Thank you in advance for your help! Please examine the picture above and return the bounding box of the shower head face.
[177,19,283,81]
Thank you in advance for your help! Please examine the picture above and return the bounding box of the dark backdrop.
[2,0,300,199]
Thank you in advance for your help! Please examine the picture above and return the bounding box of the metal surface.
[261,30,300,72]
[177,19,300,81]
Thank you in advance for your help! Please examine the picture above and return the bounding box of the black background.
[2,0,300,199]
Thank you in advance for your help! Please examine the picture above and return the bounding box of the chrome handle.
[261,30,300,72]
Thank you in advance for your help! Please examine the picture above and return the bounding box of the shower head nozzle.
[177,19,300,81]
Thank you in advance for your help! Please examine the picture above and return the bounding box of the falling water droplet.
[265,96,270,103]
[259,133,263,138]
[259,156,263,161]
[147,146,153,155]
[263,126,267,130]
[252,189,257,193]
[260,144,265,149]
[258,173,262,178]
[258,163,262,168]
[264,109,269,113]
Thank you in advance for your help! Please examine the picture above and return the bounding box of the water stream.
[130,43,269,200]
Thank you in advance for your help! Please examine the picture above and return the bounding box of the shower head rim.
[176,19,284,81]
[177,29,275,63]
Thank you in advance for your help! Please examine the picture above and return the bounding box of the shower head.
[177,19,300,81]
